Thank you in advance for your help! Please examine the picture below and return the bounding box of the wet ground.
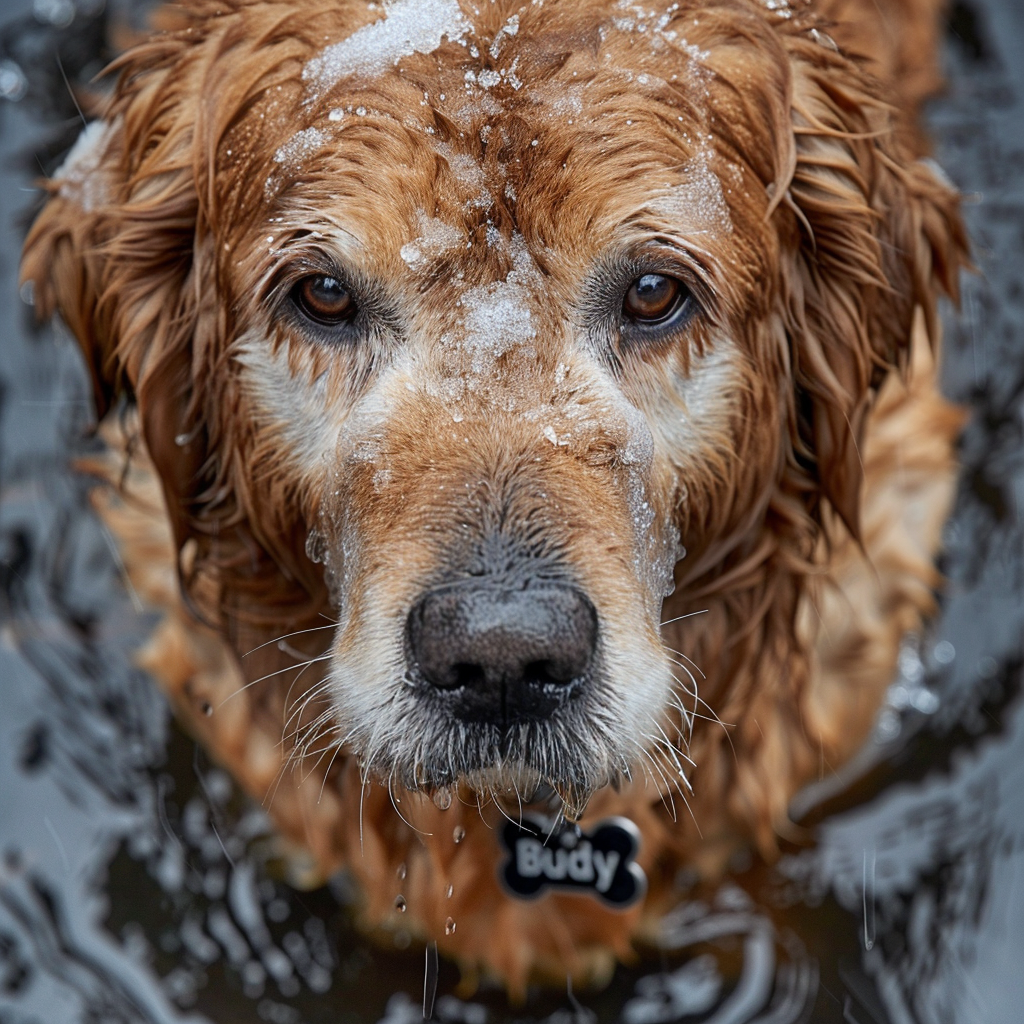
[1,0,1023,1021]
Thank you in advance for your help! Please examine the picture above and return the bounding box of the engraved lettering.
[542,846,569,879]
[567,843,593,882]
[516,838,544,877]
[592,850,620,893]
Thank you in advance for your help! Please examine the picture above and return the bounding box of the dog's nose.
[407,582,597,723]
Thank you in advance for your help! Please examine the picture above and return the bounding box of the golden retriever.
[22,0,967,994]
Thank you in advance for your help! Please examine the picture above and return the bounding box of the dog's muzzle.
[406,578,598,725]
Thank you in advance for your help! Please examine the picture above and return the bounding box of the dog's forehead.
[241,0,778,275]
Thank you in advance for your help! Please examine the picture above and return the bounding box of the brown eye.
[292,275,355,326]
[623,273,689,325]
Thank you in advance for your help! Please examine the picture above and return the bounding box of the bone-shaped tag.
[500,816,646,908]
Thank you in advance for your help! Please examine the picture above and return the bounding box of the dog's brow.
[252,224,370,299]
[268,218,366,258]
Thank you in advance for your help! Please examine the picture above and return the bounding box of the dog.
[21,0,967,994]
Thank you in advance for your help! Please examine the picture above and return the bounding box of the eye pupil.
[624,273,688,324]
[293,275,354,325]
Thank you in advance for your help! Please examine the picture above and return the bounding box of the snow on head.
[459,235,539,376]
[303,0,470,99]
[400,210,464,269]
[649,149,733,236]
[55,120,116,212]
[488,13,519,59]
[274,127,329,172]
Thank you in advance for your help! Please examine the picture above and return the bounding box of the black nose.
[407,582,597,724]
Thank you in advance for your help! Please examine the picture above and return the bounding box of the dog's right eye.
[291,275,356,326]
[623,274,690,326]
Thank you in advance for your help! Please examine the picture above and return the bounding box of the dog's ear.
[22,23,329,630]
[776,43,968,538]
[21,32,212,553]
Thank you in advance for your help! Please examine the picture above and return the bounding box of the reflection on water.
[2,0,1024,1021]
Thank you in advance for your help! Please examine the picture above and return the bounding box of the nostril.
[453,663,486,690]
[523,660,572,687]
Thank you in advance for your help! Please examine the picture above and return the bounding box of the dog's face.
[25,0,961,815]
[224,0,788,807]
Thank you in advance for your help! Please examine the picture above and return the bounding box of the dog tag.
[500,816,646,908]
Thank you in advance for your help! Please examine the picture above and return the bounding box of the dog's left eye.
[291,275,356,326]
[623,274,691,326]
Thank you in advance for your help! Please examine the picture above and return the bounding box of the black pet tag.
[500,816,646,908]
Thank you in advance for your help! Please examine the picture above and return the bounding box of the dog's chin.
[352,713,629,821]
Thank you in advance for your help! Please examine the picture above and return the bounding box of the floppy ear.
[21,33,213,557]
[777,42,968,538]
[21,26,329,634]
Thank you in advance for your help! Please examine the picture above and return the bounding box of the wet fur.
[24,0,966,993]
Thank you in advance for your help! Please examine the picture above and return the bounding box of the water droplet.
[201,701,213,716]
[394,895,407,912]
[453,826,465,844]
[432,787,452,811]
[445,883,453,899]
[445,917,456,935]
[397,862,407,880]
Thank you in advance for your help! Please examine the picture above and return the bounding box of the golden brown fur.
[23,0,966,994]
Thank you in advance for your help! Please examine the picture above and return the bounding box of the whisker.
[266,709,355,812]
[667,662,734,728]
[654,744,702,838]
[636,741,677,821]
[281,682,334,741]
[670,668,739,767]
[217,654,332,708]
[652,719,689,777]
[317,741,346,804]
[241,623,338,658]
[388,771,433,836]
[660,608,709,627]
[359,772,368,856]
[662,644,707,680]
[489,786,521,827]
[297,730,344,784]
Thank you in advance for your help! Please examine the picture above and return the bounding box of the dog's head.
[23,0,964,815]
